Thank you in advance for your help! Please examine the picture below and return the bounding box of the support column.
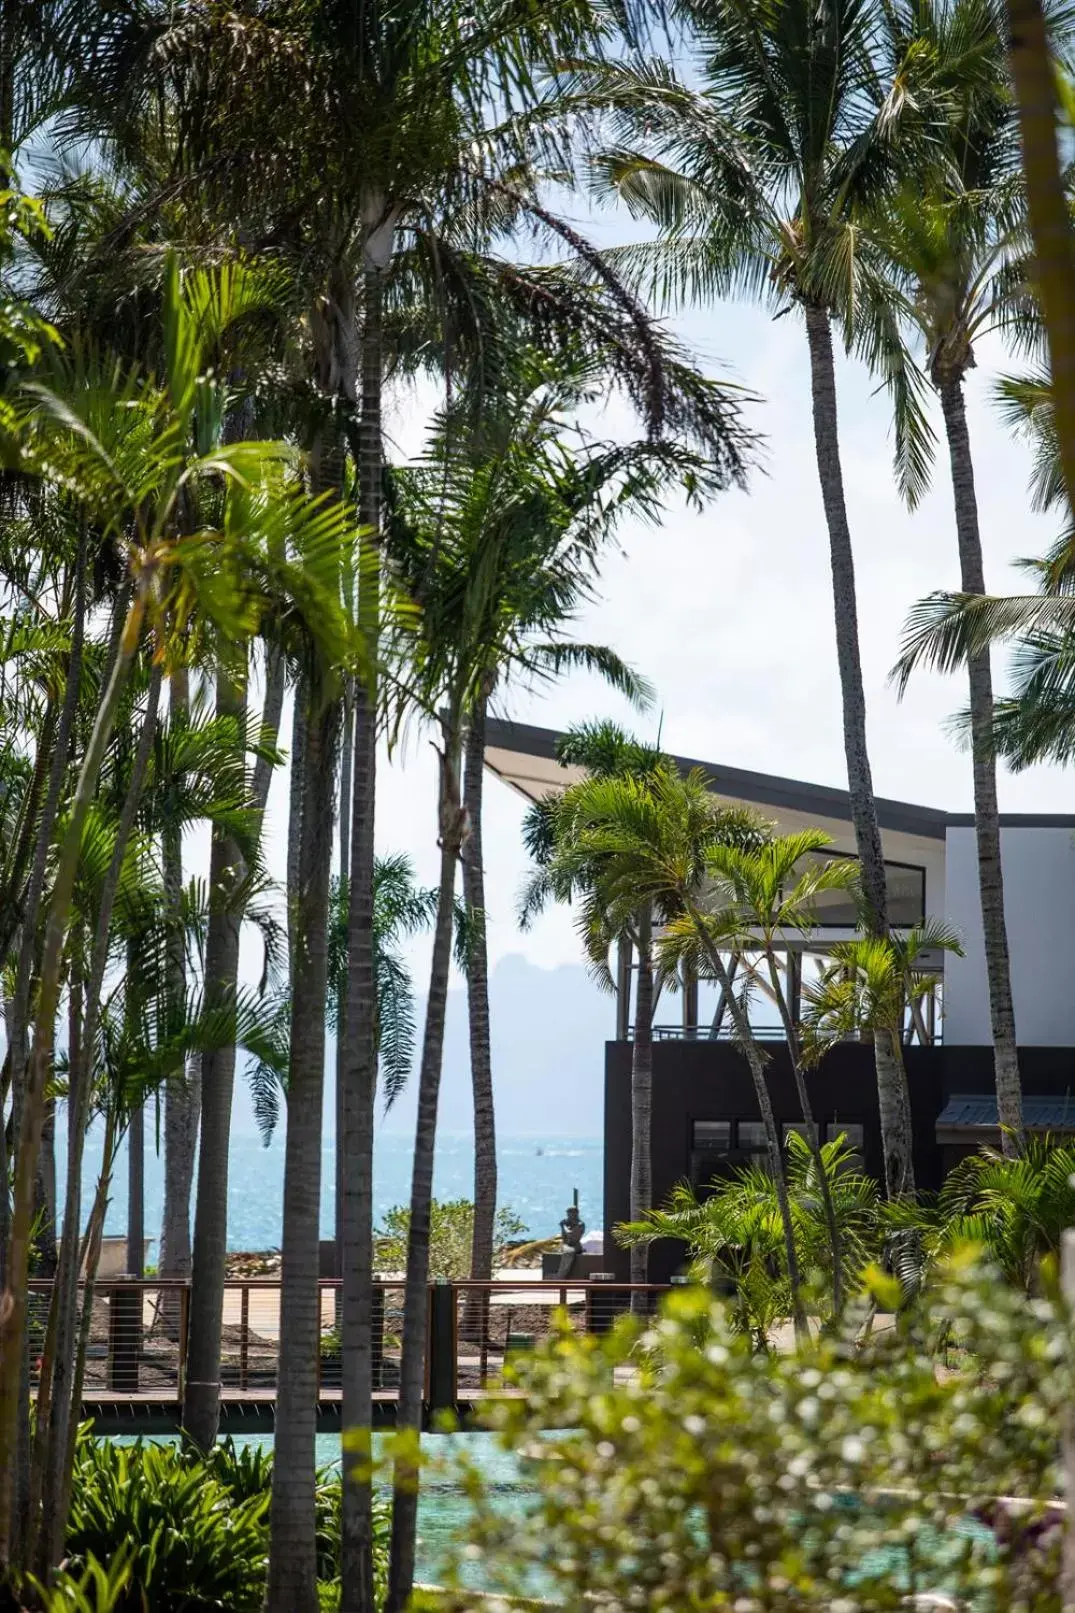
[615,936,632,1042]
[682,960,699,1040]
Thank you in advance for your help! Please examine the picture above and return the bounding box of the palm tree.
[1002,0,1075,509]
[907,1134,1075,1291]
[520,723,668,1285]
[376,389,711,1604]
[868,0,1029,1154]
[800,920,965,1195]
[525,762,807,1322]
[578,0,948,1188]
[0,252,331,1564]
[620,1133,882,1344]
[428,348,726,1304]
[660,831,861,1311]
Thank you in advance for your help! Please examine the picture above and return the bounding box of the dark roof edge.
[946,814,1075,829]
[484,718,950,840]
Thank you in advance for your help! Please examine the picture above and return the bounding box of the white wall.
[944,826,1075,1045]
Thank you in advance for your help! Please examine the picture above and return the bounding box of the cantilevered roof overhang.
[484,717,949,839]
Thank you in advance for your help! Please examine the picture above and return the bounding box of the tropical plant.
[577,0,953,1197]
[658,830,861,1309]
[64,1438,271,1612]
[800,920,965,1196]
[52,1433,392,1613]
[434,1261,1066,1610]
[441,344,704,1305]
[520,725,669,1288]
[0,252,345,1571]
[619,1132,883,1343]
[870,0,1031,1153]
[890,1135,1075,1293]
[524,760,791,1309]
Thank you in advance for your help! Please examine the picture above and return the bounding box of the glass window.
[737,1121,769,1152]
[692,1120,731,1150]
[792,851,925,929]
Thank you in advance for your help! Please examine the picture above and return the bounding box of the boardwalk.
[29,1276,667,1434]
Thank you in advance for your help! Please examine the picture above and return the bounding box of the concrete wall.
[944,825,1075,1045]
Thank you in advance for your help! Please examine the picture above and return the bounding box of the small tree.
[659,830,861,1312]
[801,921,965,1196]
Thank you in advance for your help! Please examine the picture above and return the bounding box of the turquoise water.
[61,1131,604,1254]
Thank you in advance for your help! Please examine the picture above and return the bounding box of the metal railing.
[26,1276,671,1409]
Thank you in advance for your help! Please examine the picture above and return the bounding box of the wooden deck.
[75,1388,523,1435]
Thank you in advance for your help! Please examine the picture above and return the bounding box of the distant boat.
[535,1146,544,1156]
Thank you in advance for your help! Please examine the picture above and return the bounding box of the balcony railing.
[26,1276,672,1413]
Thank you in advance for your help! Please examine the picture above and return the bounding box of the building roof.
[937,1094,1075,1130]
[484,718,951,839]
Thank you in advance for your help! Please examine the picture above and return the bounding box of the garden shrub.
[433,1252,1068,1610]
[65,1439,269,1611]
[62,1434,391,1611]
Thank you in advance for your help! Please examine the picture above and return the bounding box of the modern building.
[485,719,1075,1278]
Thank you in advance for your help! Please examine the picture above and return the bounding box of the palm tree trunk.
[267,691,338,1613]
[0,585,145,1564]
[688,907,807,1338]
[34,666,161,1572]
[802,302,913,1200]
[160,669,196,1329]
[385,733,466,1613]
[875,1026,915,1198]
[802,302,888,935]
[183,665,246,1453]
[340,258,384,1613]
[462,690,497,1329]
[629,907,654,1291]
[287,694,307,961]
[1004,0,1075,512]
[4,532,88,1276]
[126,927,146,1282]
[765,951,843,1313]
[938,375,1024,1155]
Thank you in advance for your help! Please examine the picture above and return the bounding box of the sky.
[257,194,1062,995]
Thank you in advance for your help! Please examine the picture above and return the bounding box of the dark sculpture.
[556,1190,585,1278]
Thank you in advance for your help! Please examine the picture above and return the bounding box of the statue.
[556,1190,585,1278]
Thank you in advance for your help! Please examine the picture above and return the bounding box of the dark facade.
[603,1039,1075,1281]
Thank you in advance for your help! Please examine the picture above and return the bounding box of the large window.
[793,850,925,928]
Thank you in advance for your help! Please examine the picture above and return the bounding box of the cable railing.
[26,1276,671,1412]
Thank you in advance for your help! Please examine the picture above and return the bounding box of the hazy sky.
[254,195,1062,996]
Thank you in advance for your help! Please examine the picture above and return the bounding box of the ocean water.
[63,1128,604,1254]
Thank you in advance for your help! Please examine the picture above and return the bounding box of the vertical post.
[787,950,802,1029]
[682,959,699,1040]
[315,1281,323,1400]
[1063,1230,1075,1606]
[372,1282,385,1391]
[239,1284,250,1392]
[108,1283,142,1393]
[426,1278,457,1416]
[178,1284,190,1400]
[616,936,632,1042]
[479,1288,490,1387]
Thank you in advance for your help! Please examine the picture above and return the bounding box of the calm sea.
[61,1128,604,1254]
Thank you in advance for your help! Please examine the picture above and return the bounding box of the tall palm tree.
[578,0,946,1191]
[869,0,1030,1154]
[0,253,330,1565]
[431,348,729,1301]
